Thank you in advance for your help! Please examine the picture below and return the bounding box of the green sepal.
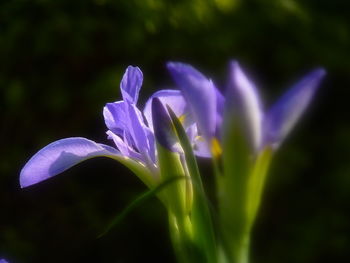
[168,106,217,263]
[156,142,188,218]
[156,138,196,263]
[245,147,273,229]
[219,108,274,263]
[109,155,158,189]
[219,113,252,263]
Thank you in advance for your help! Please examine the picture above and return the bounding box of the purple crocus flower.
[167,61,325,153]
[228,61,326,151]
[20,66,205,188]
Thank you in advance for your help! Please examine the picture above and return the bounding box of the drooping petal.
[263,68,326,148]
[228,61,264,150]
[143,89,190,130]
[120,66,143,104]
[20,137,123,188]
[103,101,127,136]
[167,62,217,142]
[152,97,176,151]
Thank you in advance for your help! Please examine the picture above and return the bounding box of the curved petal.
[106,130,142,160]
[167,62,217,142]
[20,138,121,187]
[263,68,326,148]
[20,137,153,188]
[120,66,143,104]
[143,89,190,130]
[228,61,263,150]
[126,104,150,153]
[103,101,127,136]
[186,124,211,157]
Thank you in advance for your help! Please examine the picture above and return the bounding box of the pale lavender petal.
[143,89,190,130]
[186,124,211,157]
[0,260,9,263]
[20,137,121,188]
[103,101,127,136]
[106,130,142,161]
[167,62,217,142]
[120,66,143,104]
[263,68,326,148]
[228,61,264,150]
[193,137,211,157]
[126,104,150,155]
[145,128,156,163]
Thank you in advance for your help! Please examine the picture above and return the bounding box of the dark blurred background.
[1,0,350,262]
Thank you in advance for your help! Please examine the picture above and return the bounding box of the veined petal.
[143,89,190,130]
[228,61,264,150]
[167,62,217,142]
[20,137,122,188]
[120,66,143,104]
[263,68,326,148]
[126,104,151,157]
[106,130,142,161]
[103,101,127,136]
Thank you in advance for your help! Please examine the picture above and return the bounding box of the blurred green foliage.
[1,0,350,262]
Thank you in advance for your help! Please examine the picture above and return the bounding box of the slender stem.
[168,212,194,263]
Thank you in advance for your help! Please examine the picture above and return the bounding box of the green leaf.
[98,175,186,238]
[167,106,217,263]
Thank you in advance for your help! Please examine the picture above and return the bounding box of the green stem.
[168,212,195,263]
[232,232,250,263]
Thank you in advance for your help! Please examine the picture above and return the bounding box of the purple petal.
[152,97,175,151]
[20,137,121,188]
[143,89,190,130]
[215,87,225,138]
[103,101,127,136]
[126,104,153,158]
[263,68,326,148]
[167,62,217,142]
[228,61,264,150]
[120,66,143,104]
[186,124,211,157]
[106,130,142,160]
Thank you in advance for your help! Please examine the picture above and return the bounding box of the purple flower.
[167,61,325,153]
[20,66,207,188]
[228,61,326,151]
[167,62,224,150]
